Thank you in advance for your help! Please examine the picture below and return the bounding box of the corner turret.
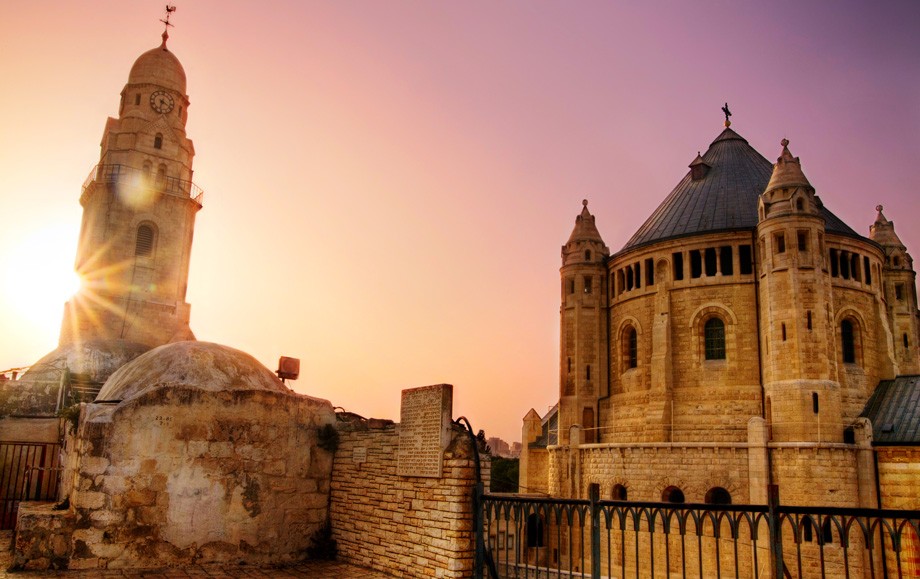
[558,201,609,446]
[871,205,920,373]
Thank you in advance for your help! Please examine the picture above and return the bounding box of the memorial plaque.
[397,384,453,478]
[352,447,367,464]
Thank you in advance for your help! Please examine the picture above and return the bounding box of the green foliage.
[490,457,520,493]
[317,423,339,452]
[57,404,81,432]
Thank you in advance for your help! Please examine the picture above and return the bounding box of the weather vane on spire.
[722,103,732,128]
[161,5,177,31]
[159,5,177,45]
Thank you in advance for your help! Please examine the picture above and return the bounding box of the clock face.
[150,90,175,114]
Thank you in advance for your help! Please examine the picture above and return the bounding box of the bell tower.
[59,27,202,348]
[558,200,609,445]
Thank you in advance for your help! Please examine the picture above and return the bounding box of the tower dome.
[127,32,187,95]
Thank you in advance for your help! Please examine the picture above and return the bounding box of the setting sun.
[3,223,81,340]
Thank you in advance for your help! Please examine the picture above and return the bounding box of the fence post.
[474,481,484,579]
[767,484,785,579]
[590,483,601,579]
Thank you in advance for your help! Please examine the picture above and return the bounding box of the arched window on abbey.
[611,484,628,501]
[154,133,163,149]
[622,326,638,371]
[135,223,156,258]
[841,318,857,364]
[662,486,685,504]
[704,318,726,360]
[705,487,732,505]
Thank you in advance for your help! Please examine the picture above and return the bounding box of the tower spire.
[160,5,176,46]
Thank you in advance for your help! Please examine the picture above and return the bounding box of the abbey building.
[521,122,920,514]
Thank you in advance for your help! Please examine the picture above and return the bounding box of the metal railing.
[0,442,62,530]
[82,163,204,206]
[477,486,920,578]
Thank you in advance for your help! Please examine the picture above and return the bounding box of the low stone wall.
[330,418,487,578]
[12,503,75,570]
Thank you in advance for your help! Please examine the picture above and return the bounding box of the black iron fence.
[0,442,62,530]
[477,486,920,578]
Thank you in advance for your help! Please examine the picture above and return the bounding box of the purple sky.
[1,1,918,442]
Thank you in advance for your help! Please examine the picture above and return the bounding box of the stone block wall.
[15,386,336,571]
[330,420,487,578]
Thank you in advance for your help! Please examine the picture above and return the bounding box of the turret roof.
[621,128,859,252]
[567,200,605,245]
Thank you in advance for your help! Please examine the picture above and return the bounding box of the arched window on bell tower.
[135,223,156,258]
[154,133,163,149]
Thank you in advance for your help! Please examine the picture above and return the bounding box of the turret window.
[583,276,593,294]
[566,278,575,295]
[135,224,156,257]
[134,93,141,105]
[864,257,872,285]
[154,133,163,149]
[585,250,592,261]
[704,318,726,360]
[797,230,808,252]
[895,284,904,301]
[773,232,786,254]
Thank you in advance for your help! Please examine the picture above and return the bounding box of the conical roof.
[567,200,605,245]
[621,128,858,252]
[765,139,811,194]
[869,205,906,249]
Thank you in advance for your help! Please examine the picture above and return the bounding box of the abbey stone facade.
[520,122,920,515]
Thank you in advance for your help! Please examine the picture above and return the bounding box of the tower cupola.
[127,32,187,96]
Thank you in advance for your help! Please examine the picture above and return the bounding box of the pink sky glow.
[1,1,918,442]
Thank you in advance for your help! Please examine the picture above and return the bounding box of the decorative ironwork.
[478,486,920,578]
[81,163,204,207]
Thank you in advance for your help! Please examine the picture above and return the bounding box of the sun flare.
[3,224,81,335]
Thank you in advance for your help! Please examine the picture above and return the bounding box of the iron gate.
[0,441,62,529]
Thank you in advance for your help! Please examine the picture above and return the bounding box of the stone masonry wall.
[59,387,334,570]
[331,420,487,578]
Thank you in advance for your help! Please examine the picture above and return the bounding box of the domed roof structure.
[621,128,859,252]
[21,339,150,385]
[97,341,289,402]
[127,32,187,95]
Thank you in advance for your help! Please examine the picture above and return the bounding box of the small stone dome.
[127,34,187,95]
[97,341,289,402]
[22,339,150,385]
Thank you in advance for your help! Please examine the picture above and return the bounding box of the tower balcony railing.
[82,164,204,207]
